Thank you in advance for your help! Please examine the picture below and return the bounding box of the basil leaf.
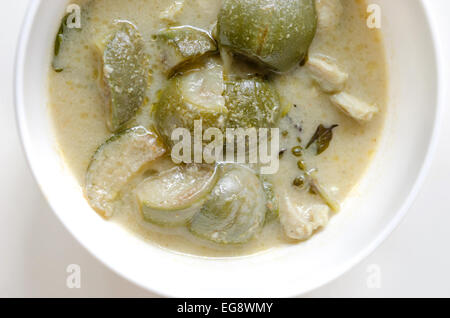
[306,124,338,155]
[52,14,70,73]
[52,10,84,72]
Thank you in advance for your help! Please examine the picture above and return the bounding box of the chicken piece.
[315,0,343,32]
[280,200,330,241]
[307,55,348,93]
[160,0,185,24]
[330,92,379,122]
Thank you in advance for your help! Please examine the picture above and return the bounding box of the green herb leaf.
[52,10,84,73]
[54,14,69,56]
[306,124,339,155]
[52,14,69,72]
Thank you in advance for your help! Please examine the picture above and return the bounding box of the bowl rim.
[14,0,445,297]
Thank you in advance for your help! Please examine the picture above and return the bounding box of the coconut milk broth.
[48,0,387,257]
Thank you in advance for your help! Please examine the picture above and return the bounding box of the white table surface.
[1,0,449,298]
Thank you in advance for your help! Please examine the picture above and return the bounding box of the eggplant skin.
[225,77,281,129]
[188,165,266,244]
[102,21,149,132]
[85,127,166,218]
[154,70,227,148]
[218,0,317,72]
[155,26,218,76]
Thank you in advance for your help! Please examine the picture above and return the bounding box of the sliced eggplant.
[136,164,218,227]
[99,21,150,132]
[85,127,166,218]
[225,77,281,129]
[154,59,227,147]
[217,0,317,72]
[188,165,266,244]
[154,26,217,76]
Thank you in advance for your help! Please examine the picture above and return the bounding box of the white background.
[1,0,449,297]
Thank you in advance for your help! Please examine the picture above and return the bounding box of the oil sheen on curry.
[48,0,388,257]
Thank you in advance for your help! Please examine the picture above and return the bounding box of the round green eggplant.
[217,0,317,72]
[154,26,217,76]
[225,76,281,129]
[154,60,228,147]
[188,165,266,244]
[155,60,281,149]
[136,164,218,227]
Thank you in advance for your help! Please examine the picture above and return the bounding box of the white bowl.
[15,0,444,297]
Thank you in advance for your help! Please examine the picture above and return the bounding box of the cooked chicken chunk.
[307,55,348,93]
[280,201,330,241]
[330,92,379,122]
[160,0,185,23]
[315,0,343,32]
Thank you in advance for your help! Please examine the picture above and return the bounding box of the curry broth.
[48,0,388,256]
